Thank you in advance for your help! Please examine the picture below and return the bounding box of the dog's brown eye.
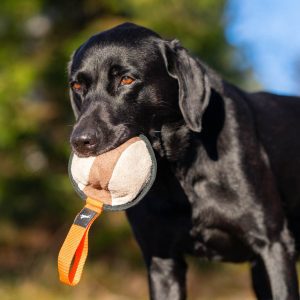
[71,82,82,92]
[120,76,135,86]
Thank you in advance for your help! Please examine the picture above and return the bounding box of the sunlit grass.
[0,256,256,300]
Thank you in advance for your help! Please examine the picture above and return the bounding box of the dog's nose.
[71,131,98,156]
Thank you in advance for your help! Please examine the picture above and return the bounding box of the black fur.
[69,23,300,299]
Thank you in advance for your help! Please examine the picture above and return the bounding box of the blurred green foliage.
[0,0,251,287]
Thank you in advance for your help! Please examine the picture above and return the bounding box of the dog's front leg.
[255,236,299,300]
[251,258,272,299]
[148,256,187,300]
[126,175,191,300]
[126,203,189,300]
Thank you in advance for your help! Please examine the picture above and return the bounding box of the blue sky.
[226,0,300,95]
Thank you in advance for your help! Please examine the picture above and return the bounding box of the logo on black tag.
[74,207,97,228]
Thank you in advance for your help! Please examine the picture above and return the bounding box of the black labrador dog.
[68,23,300,300]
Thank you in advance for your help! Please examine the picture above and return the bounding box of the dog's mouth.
[71,127,139,158]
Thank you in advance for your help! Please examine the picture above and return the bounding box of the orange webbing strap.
[58,197,104,286]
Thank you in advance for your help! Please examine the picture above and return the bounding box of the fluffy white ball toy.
[69,135,157,210]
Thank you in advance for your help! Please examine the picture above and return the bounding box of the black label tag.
[74,207,97,228]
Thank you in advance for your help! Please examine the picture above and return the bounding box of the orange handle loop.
[58,197,103,286]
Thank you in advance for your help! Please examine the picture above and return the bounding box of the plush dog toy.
[69,135,157,210]
[58,135,156,286]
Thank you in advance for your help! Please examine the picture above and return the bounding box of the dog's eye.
[120,76,135,86]
[71,81,83,92]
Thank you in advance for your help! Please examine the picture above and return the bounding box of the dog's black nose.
[71,131,98,156]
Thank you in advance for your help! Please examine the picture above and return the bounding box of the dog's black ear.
[159,40,211,132]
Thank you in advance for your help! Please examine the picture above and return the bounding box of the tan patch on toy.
[83,136,140,202]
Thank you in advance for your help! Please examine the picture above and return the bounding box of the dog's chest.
[174,165,253,262]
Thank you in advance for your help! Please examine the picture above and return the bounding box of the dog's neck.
[149,88,227,172]
[150,121,193,161]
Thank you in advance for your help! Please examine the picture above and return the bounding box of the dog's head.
[69,22,211,157]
